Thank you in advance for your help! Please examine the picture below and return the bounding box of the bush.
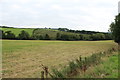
[44,34,50,40]
[56,33,61,40]
[18,30,30,40]
[5,31,16,39]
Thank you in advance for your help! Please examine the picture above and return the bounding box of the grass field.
[2,40,117,78]
[0,28,60,37]
[75,52,118,78]
[0,27,79,39]
[0,28,34,36]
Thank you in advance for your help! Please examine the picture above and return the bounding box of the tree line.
[0,29,112,41]
[58,28,104,34]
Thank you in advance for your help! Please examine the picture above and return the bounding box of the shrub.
[18,30,30,40]
[56,33,61,40]
[51,68,65,78]
[45,34,50,40]
[5,31,16,39]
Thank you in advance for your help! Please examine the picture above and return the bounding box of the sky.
[118,1,120,13]
[0,0,119,32]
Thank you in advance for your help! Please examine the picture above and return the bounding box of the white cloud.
[0,0,119,32]
[11,4,21,9]
[51,5,63,11]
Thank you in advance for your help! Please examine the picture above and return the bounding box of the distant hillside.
[32,29,80,40]
[0,26,108,35]
[0,27,71,36]
[0,27,34,36]
[0,26,112,41]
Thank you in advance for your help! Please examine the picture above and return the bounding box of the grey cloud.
[0,0,119,32]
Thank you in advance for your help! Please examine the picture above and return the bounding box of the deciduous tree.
[18,30,30,40]
[110,13,120,50]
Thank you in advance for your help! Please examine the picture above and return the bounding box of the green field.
[0,28,79,39]
[0,28,60,36]
[0,28,34,36]
[2,40,117,78]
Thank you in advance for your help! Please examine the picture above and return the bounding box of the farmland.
[0,27,112,41]
[0,28,34,36]
[2,40,117,78]
[0,27,74,37]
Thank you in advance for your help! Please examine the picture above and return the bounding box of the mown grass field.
[2,40,117,78]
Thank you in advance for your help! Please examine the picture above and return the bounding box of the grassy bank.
[75,52,118,78]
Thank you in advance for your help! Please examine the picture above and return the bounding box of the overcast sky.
[0,0,119,32]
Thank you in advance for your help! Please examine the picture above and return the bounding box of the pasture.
[0,28,34,36]
[2,40,117,78]
[0,27,80,40]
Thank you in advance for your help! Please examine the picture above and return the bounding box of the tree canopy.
[110,14,120,44]
[18,30,30,40]
[5,31,16,39]
[110,13,120,50]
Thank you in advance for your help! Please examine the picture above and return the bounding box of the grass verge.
[49,49,118,78]
[75,52,118,78]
